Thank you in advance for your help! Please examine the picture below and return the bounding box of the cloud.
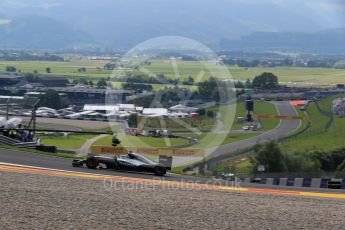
[303,0,345,27]
[1,0,63,9]
[37,2,63,10]
[306,1,345,13]
[3,0,29,8]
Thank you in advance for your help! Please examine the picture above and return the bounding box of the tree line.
[129,77,235,107]
[222,57,338,68]
[252,141,345,174]
[0,51,64,61]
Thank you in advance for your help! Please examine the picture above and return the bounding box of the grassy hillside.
[281,94,345,151]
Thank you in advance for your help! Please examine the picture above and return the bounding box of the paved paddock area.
[0,171,345,229]
[22,117,113,130]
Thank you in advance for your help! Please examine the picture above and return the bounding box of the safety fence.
[239,177,345,190]
[0,135,38,148]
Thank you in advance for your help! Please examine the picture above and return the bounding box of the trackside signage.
[91,146,204,157]
[254,114,305,120]
[92,146,128,154]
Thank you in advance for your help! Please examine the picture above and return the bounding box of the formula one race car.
[72,152,167,176]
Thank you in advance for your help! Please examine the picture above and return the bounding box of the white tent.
[169,104,198,113]
[142,108,168,117]
[37,107,58,114]
[119,104,135,111]
[83,104,119,112]
[6,117,23,129]
[0,117,6,128]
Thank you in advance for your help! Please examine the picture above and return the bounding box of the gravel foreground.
[1,171,345,230]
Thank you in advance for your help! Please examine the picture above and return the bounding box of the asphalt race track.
[1,148,344,194]
[207,101,301,157]
[171,101,301,167]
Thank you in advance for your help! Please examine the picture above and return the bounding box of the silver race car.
[72,152,167,176]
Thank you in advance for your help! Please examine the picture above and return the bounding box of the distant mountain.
[220,28,345,54]
[47,0,321,48]
[0,15,94,49]
[0,0,343,52]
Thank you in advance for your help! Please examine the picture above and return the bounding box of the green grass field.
[142,61,345,85]
[93,134,189,148]
[231,101,279,131]
[0,145,80,159]
[91,101,279,150]
[0,60,112,79]
[178,132,259,149]
[206,100,279,132]
[92,132,259,149]
[255,102,281,131]
[41,134,96,150]
[1,59,345,85]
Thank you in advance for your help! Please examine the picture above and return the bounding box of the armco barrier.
[286,178,295,186]
[279,178,287,186]
[273,178,280,185]
[294,178,304,187]
[0,135,21,145]
[266,178,274,185]
[303,178,312,187]
[243,177,345,190]
[0,135,38,148]
[251,178,262,183]
[320,179,330,189]
[311,178,322,188]
[243,178,250,183]
[261,178,267,184]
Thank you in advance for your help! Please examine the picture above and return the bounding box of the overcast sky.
[1,0,343,27]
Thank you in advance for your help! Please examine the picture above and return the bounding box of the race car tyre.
[154,167,166,176]
[72,160,83,167]
[86,157,99,169]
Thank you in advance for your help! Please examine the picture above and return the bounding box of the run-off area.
[0,171,344,229]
